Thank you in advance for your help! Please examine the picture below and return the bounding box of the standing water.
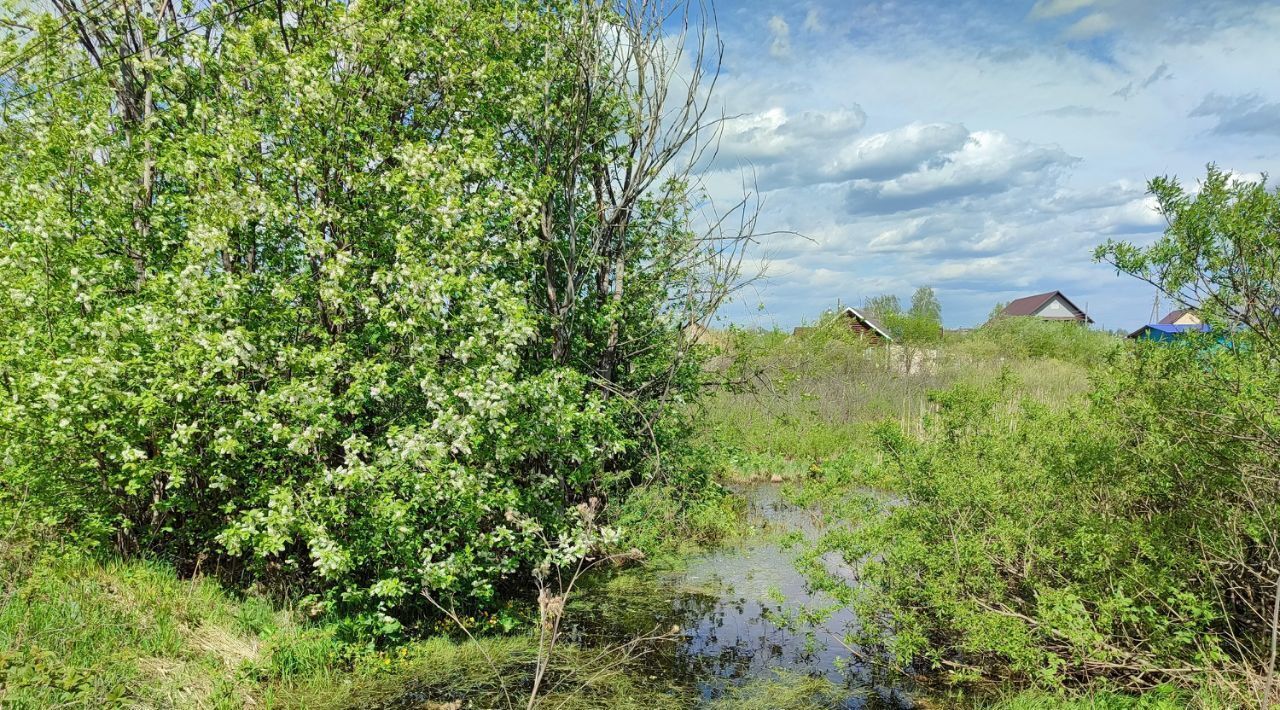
[564,484,917,708]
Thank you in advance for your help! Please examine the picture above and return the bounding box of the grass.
[961,684,1239,710]
[615,481,747,556]
[0,539,286,708]
[705,670,850,709]
[701,320,1105,483]
[0,537,704,709]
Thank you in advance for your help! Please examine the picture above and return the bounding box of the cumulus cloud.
[1038,181,1148,213]
[715,106,867,166]
[1189,93,1280,137]
[863,214,1019,258]
[716,108,796,164]
[925,256,1032,288]
[843,129,1078,214]
[816,123,971,183]
[782,107,869,139]
[767,15,791,59]
[715,119,1079,200]
[707,0,1280,330]
[1084,196,1164,234]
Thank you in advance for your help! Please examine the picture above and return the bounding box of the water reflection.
[566,484,916,709]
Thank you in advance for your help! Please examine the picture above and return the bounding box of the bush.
[801,345,1275,700]
[0,0,739,631]
[791,167,1280,702]
[614,445,746,552]
[954,317,1120,366]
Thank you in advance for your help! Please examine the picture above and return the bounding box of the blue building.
[1126,323,1212,342]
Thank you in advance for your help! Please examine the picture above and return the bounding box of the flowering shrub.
[0,0,728,630]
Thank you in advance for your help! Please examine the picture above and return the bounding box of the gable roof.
[842,307,893,341]
[999,290,1093,323]
[1158,309,1195,324]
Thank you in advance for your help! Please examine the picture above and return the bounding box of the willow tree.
[0,0,751,629]
[1098,167,1280,701]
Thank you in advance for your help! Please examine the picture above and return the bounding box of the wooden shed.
[841,307,893,343]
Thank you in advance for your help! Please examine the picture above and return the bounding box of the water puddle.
[564,484,917,708]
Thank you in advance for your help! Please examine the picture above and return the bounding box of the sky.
[697,0,1280,330]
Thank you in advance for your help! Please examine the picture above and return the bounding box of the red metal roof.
[1001,291,1057,316]
[999,290,1093,323]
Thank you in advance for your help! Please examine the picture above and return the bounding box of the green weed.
[706,670,853,709]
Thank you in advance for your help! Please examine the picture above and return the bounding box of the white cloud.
[1039,181,1147,212]
[716,105,867,166]
[821,123,971,182]
[717,107,793,163]
[1063,11,1116,38]
[1026,0,1223,40]
[782,107,868,139]
[803,7,824,32]
[1084,196,1164,234]
[705,0,1280,330]
[842,128,1077,214]
[1029,0,1099,20]
[767,15,791,59]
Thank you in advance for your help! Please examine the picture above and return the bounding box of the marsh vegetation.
[703,168,1280,707]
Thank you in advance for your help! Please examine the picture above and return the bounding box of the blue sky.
[700,0,1280,330]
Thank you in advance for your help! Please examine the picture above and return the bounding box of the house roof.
[843,307,893,341]
[1127,323,1211,339]
[1000,290,1094,323]
[1157,309,1194,324]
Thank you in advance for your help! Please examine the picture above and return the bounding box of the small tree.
[869,289,942,375]
[1097,165,1280,351]
[1097,165,1280,702]
[864,294,902,318]
[909,286,942,324]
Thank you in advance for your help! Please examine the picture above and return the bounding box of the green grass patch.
[0,544,290,708]
[0,538,702,709]
[964,683,1236,710]
[706,670,851,709]
[615,481,747,556]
